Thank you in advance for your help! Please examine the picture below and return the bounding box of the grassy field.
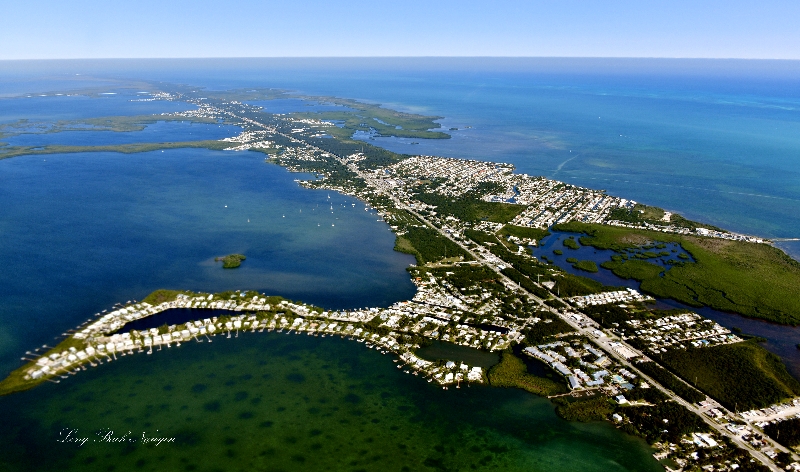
[487,352,566,396]
[554,221,800,325]
[659,341,800,410]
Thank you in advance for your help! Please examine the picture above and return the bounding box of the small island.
[215,254,246,269]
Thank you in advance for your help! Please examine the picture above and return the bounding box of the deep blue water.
[0,148,416,376]
[1,57,799,472]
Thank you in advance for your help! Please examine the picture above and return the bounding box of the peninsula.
[2,85,799,471]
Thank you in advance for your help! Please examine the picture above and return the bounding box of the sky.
[2,0,799,60]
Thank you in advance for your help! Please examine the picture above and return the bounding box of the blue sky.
[2,0,799,60]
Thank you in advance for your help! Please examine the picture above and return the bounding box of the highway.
[218,100,784,472]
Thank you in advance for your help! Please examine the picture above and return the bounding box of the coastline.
[1,82,798,470]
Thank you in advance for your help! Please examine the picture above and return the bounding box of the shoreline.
[1,84,798,470]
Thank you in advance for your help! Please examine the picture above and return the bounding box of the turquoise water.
[2,59,800,470]
[0,332,662,472]
[121,58,800,257]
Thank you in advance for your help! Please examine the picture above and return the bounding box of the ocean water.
[0,92,192,123]
[94,58,799,258]
[2,58,800,470]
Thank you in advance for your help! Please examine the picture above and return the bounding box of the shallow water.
[5,121,240,146]
[0,332,662,472]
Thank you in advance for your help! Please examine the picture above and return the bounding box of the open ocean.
[1,58,798,471]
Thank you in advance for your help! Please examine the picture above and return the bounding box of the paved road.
[220,101,782,472]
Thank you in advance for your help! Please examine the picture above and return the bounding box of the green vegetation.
[553,249,563,255]
[215,254,246,269]
[142,289,186,305]
[572,260,598,273]
[562,238,580,250]
[554,221,800,324]
[608,203,722,232]
[289,95,450,140]
[498,224,550,243]
[0,114,220,136]
[580,303,663,329]
[658,341,800,411]
[620,402,709,444]
[634,361,706,404]
[763,418,800,447]
[552,396,614,422]
[395,226,470,265]
[0,140,232,160]
[487,352,566,396]
[414,191,524,224]
[0,334,91,395]
[600,259,664,279]
[500,267,551,299]
[551,272,616,297]
[523,317,575,344]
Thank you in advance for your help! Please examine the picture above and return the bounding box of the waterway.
[532,232,800,379]
[416,340,500,369]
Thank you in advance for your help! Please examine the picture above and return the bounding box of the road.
[218,100,783,472]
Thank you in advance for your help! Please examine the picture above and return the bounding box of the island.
[215,254,246,269]
[1,84,799,471]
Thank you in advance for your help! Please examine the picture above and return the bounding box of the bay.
[0,331,662,472]
[0,148,416,376]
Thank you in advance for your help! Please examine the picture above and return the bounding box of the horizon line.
[2,56,800,62]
